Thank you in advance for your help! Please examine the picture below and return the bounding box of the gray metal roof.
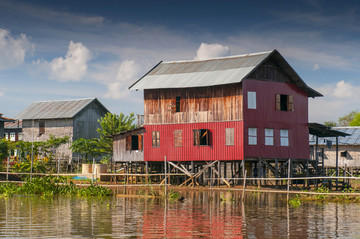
[310,127,360,146]
[129,49,322,98]
[16,98,108,120]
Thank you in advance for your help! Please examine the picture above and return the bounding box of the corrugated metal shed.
[309,126,360,145]
[16,98,109,120]
[4,120,22,129]
[129,49,322,98]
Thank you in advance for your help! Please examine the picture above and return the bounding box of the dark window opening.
[280,94,288,111]
[341,151,348,157]
[39,121,45,135]
[176,96,181,112]
[276,94,294,112]
[126,135,143,151]
[193,129,209,146]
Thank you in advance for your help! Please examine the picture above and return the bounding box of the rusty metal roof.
[4,120,22,129]
[129,49,322,98]
[16,98,109,120]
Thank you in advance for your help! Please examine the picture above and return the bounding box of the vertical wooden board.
[138,135,143,151]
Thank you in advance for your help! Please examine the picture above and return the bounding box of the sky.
[1,0,360,123]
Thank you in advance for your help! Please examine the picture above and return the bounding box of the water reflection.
[0,189,360,238]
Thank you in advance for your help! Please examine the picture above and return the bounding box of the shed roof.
[16,98,109,120]
[309,126,359,146]
[129,49,322,98]
[4,120,22,129]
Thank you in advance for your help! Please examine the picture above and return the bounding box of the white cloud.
[38,41,92,82]
[92,60,139,99]
[309,81,360,122]
[313,63,320,71]
[194,43,230,60]
[333,80,353,98]
[0,92,4,97]
[0,28,34,70]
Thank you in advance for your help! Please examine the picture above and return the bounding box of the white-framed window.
[247,91,256,109]
[248,128,257,145]
[265,128,274,146]
[280,129,289,146]
[10,132,16,141]
[18,133,23,140]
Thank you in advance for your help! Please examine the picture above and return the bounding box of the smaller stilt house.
[4,120,22,142]
[0,114,15,139]
[16,98,109,161]
[113,127,145,163]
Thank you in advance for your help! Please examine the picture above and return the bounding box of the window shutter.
[193,129,200,146]
[288,95,294,111]
[156,131,160,146]
[174,130,182,147]
[152,131,156,147]
[204,129,209,145]
[126,135,131,151]
[226,128,234,146]
[275,94,281,111]
[171,99,176,114]
[138,135,143,151]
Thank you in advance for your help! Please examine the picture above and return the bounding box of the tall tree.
[349,113,360,126]
[95,113,136,155]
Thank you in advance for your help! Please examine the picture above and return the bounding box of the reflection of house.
[16,98,109,161]
[114,49,322,172]
[310,127,360,168]
[4,120,22,142]
[0,113,15,139]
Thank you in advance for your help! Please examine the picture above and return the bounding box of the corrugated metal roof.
[129,49,322,98]
[4,120,22,129]
[309,126,360,146]
[16,98,108,120]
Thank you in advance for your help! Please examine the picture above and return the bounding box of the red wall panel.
[144,121,244,162]
[243,80,309,159]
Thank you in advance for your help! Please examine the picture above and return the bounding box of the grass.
[0,176,113,197]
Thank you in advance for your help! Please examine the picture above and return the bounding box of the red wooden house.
[114,50,322,183]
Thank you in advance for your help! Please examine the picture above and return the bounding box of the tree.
[338,110,358,126]
[95,112,136,155]
[324,121,337,127]
[0,139,9,161]
[349,113,360,126]
[70,138,100,163]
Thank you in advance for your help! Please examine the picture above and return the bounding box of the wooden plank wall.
[248,58,292,83]
[113,132,144,162]
[144,83,243,125]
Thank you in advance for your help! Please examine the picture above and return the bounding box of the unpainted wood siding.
[144,83,243,125]
[113,130,144,162]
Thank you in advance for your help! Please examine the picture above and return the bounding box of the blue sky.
[1,0,360,123]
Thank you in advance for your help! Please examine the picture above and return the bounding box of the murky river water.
[0,189,360,238]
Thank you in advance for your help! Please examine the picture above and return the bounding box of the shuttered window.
[225,128,234,146]
[276,94,294,111]
[176,96,181,112]
[126,135,143,151]
[174,130,183,147]
[193,129,209,146]
[248,128,257,145]
[152,131,160,147]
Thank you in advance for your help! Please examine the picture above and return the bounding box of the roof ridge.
[32,98,96,103]
[162,50,274,64]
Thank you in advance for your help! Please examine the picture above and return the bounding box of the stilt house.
[127,50,321,162]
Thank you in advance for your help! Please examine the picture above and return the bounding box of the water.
[0,189,360,238]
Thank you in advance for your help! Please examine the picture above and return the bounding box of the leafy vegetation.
[0,176,113,197]
[288,194,301,207]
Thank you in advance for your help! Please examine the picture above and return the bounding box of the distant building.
[4,120,22,142]
[310,126,360,168]
[16,98,109,161]
[0,113,15,139]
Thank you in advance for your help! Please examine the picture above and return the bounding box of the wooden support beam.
[178,161,218,187]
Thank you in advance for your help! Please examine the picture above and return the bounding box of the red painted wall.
[144,121,244,162]
[243,80,309,159]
